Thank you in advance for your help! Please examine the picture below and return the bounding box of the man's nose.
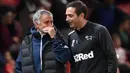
[66,16,69,22]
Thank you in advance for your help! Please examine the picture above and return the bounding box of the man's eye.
[44,21,53,24]
[69,15,73,17]
[67,14,73,17]
[43,21,48,24]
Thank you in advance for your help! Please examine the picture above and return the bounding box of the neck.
[77,19,87,30]
[37,29,45,38]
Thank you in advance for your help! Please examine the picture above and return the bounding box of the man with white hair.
[15,9,71,73]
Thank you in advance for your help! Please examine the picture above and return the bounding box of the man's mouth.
[67,21,73,27]
[68,22,72,25]
[67,22,72,25]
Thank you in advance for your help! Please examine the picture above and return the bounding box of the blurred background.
[0,0,130,73]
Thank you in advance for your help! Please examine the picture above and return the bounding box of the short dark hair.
[66,1,88,18]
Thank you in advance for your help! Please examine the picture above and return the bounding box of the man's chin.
[69,25,73,27]
[68,23,75,28]
[69,25,75,29]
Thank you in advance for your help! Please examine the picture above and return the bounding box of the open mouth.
[68,22,72,26]
[67,21,73,27]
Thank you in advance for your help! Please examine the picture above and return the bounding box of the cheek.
[39,23,46,28]
[72,18,78,23]
[71,17,76,22]
[36,24,43,29]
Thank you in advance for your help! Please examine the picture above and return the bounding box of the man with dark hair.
[66,1,117,73]
[15,9,71,73]
[66,0,87,18]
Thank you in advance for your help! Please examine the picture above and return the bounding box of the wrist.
[50,34,56,39]
[51,35,57,40]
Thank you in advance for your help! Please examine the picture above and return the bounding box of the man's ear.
[34,22,39,28]
[79,13,85,19]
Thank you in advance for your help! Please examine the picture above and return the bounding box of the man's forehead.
[40,14,53,21]
[66,7,76,15]
[66,7,76,12]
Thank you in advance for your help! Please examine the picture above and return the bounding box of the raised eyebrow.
[66,14,72,16]
[68,14,73,17]
[66,14,72,15]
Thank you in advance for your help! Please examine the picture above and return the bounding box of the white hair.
[32,9,53,24]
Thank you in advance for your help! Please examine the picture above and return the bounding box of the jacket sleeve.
[52,31,71,63]
[98,26,117,73]
[15,47,22,73]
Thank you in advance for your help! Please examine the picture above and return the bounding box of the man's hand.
[42,26,56,38]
